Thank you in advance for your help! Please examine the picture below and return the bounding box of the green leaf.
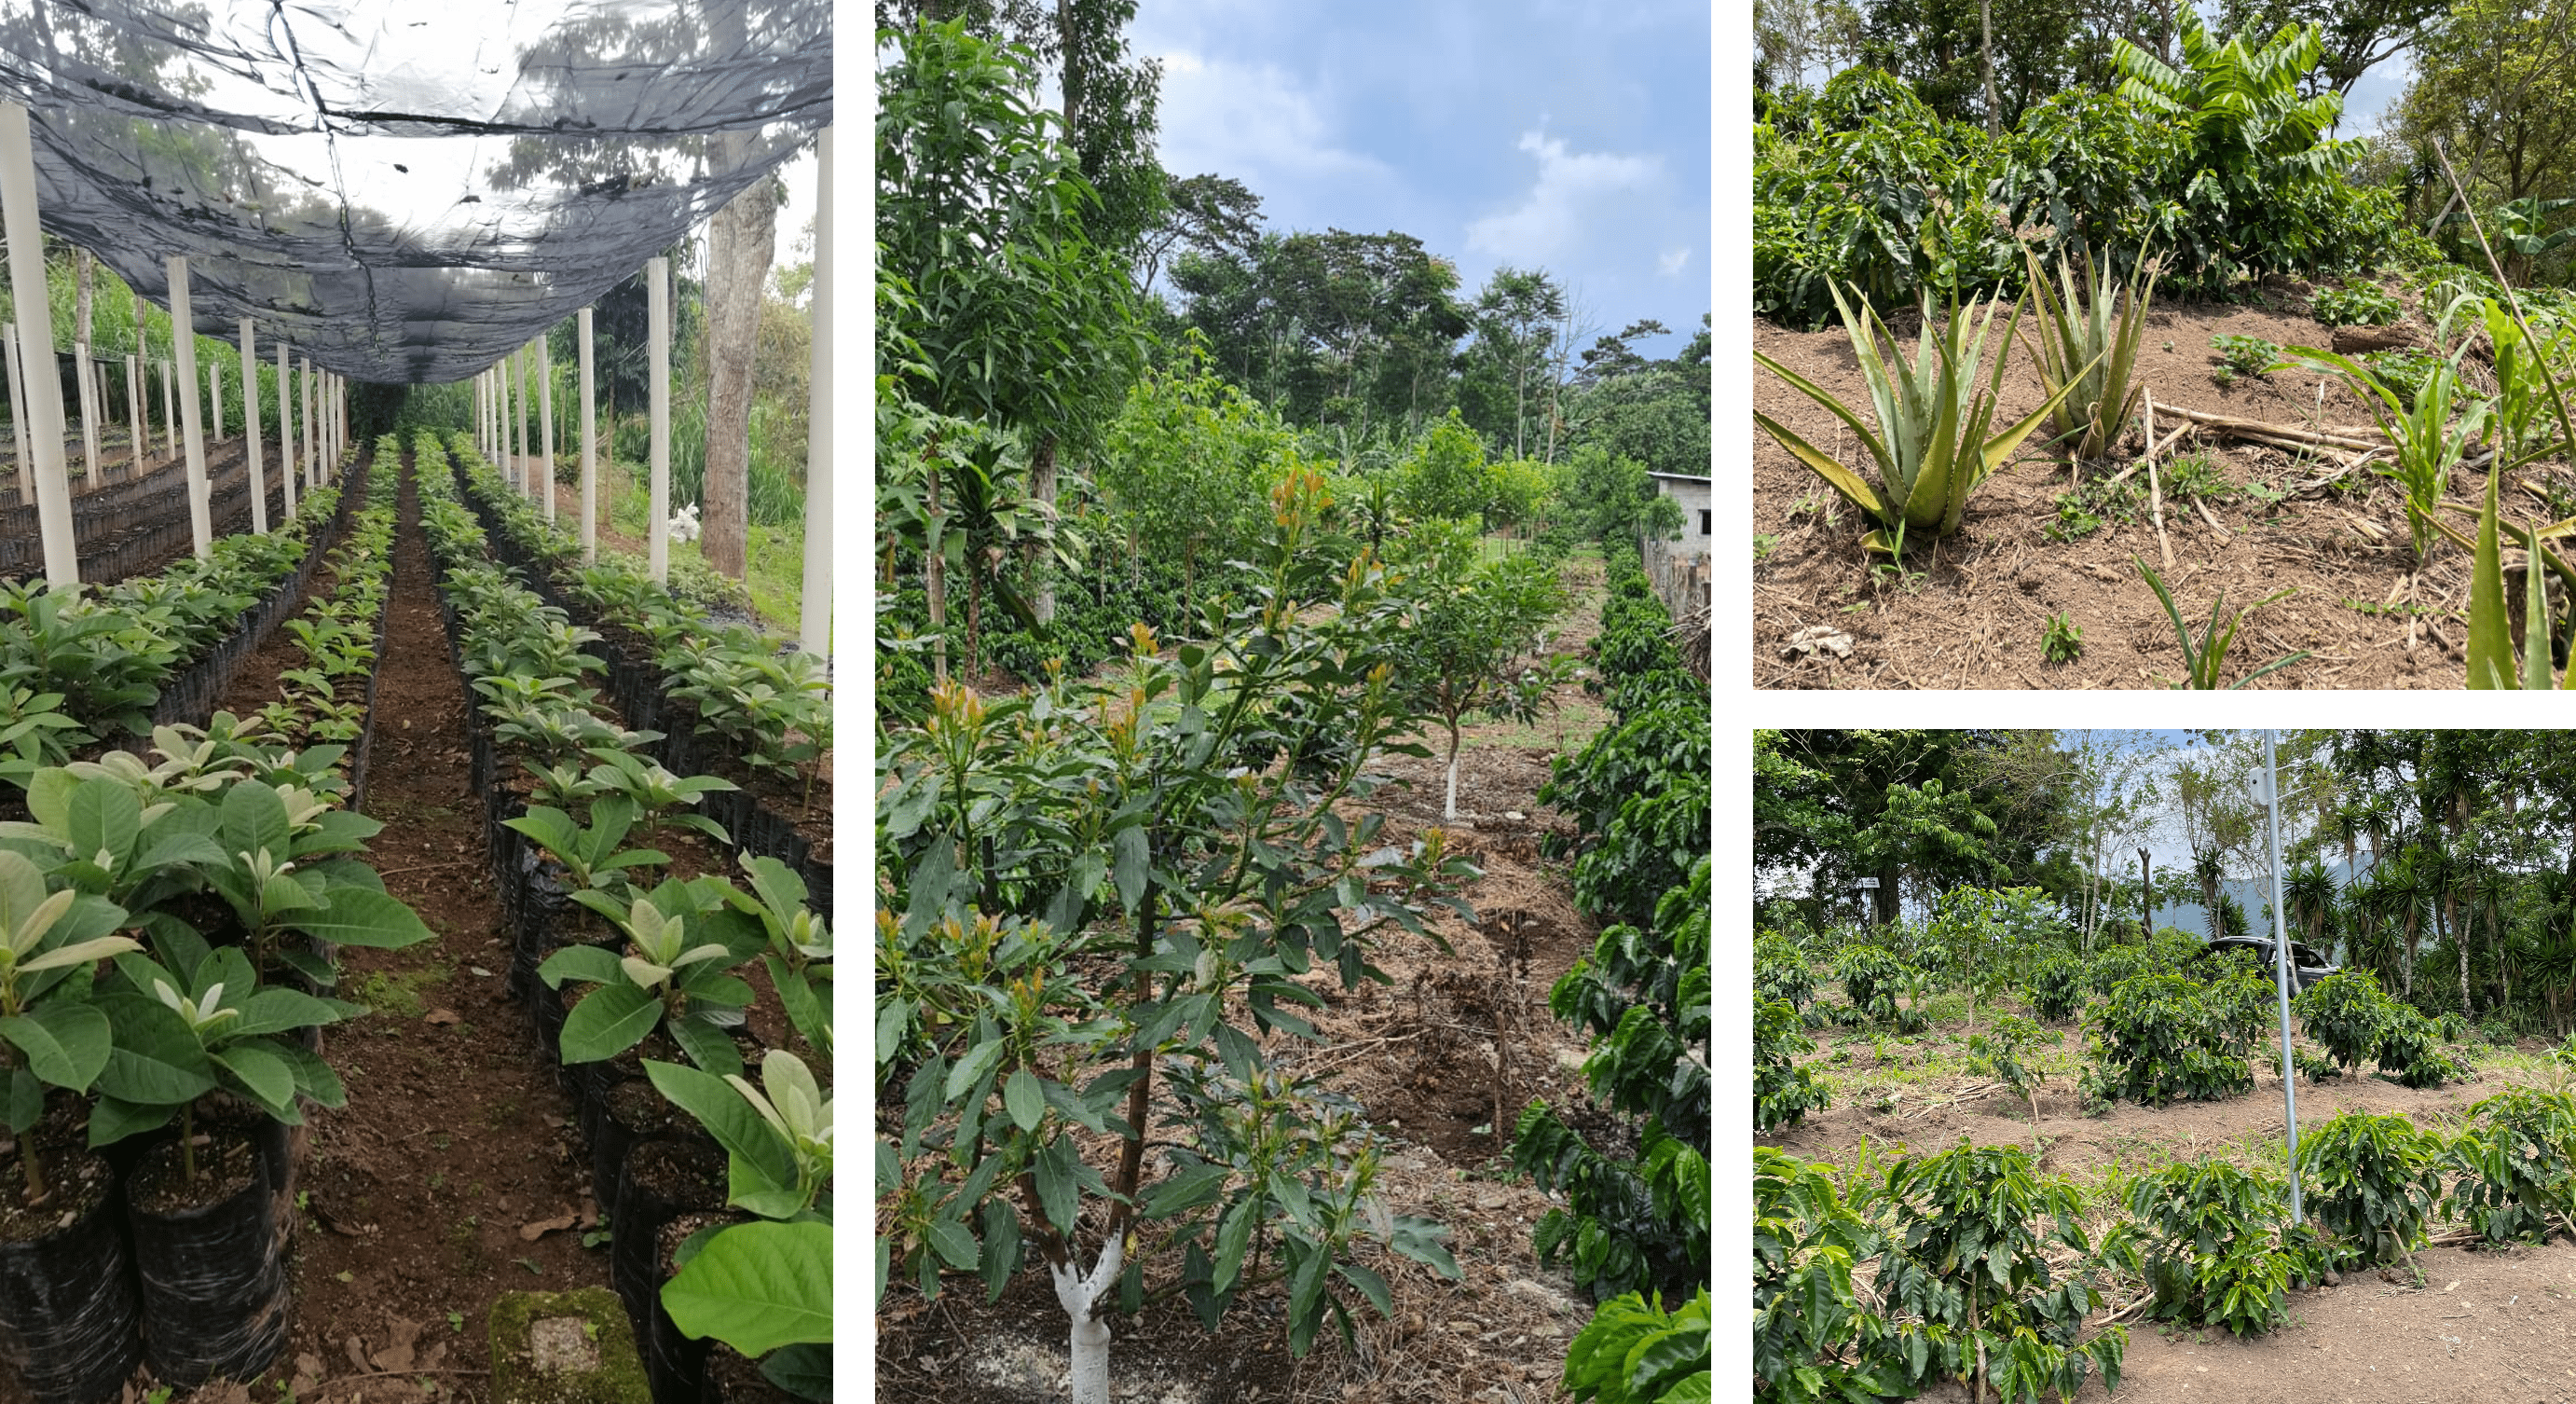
[1035,1136,1078,1234]
[660,1220,832,1355]
[293,887,434,949]
[925,1217,980,1270]
[87,1093,171,1147]
[557,982,661,1064]
[0,1003,109,1090]
[228,986,349,1039]
[218,780,291,871]
[944,1039,1007,1102]
[536,943,625,990]
[1212,1194,1257,1291]
[91,993,215,1106]
[759,1342,831,1402]
[643,1059,797,1206]
[1112,824,1149,915]
[1141,1163,1231,1219]
[214,1042,297,1117]
[66,778,140,871]
[1002,1067,1044,1133]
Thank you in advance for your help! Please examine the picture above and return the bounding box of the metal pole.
[2,322,26,502]
[539,331,555,521]
[276,339,295,518]
[2264,730,2303,1222]
[648,255,669,585]
[1,104,76,582]
[168,256,210,557]
[579,306,596,562]
[240,318,266,532]
[802,125,831,658]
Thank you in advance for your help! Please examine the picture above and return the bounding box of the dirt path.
[233,450,610,1404]
[1752,282,2515,688]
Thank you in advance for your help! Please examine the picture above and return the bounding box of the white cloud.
[1148,48,1391,189]
[1464,131,1664,265]
[1657,246,1691,277]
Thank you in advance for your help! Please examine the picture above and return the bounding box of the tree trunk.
[1873,863,1898,928]
[1053,1237,1124,1404]
[701,134,777,580]
[1443,719,1464,821]
[1030,436,1057,626]
[1981,0,2000,137]
[2140,847,2153,943]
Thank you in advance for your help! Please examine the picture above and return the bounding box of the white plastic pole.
[2,323,26,502]
[2262,732,2302,1223]
[169,257,210,557]
[514,341,530,495]
[648,255,669,585]
[801,126,832,657]
[302,357,315,488]
[538,331,555,521]
[276,339,295,518]
[158,358,172,461]
[240,319,266,532]
[500,350,514,484]
[123,354,141,472]
[209,359,223,443]
[578,306,596,562]
[73,339,98,486]
[0,107,74,582]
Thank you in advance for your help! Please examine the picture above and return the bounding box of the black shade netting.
[0,0,829,384]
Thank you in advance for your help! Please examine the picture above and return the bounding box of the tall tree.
[2218,0,2445,100]
[700,145,787,579]
[1459,267,1569,460]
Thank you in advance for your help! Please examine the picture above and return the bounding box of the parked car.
[2192,934,2338,991]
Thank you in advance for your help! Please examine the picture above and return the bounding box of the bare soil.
[875,571,1638,1404]
[1751,277,2533,688]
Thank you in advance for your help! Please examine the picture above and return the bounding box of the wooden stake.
[2145,390,2174,568]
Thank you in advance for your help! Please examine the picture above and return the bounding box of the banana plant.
[540,881,761,1075]
[1754,282,2096,558]
[91,933,352,1180]
[2021,243,2160,462]
[0,850,136,1201]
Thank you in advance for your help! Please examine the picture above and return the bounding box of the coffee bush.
[2082,972,2253,1107]
[2296,1110,2445,1268]
[1756,996,1830,1133]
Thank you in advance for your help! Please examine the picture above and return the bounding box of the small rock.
[424,1008,460,1025]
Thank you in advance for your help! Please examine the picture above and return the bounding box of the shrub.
[2296,1110,2444,1268]
[2362,347,2446,413]
[2377,1004,2470,1089]
[2085,944,2156,996]
[2112,1159,2299,1335]
[2295,970,2392,1073]
[1754,1148,1900,1402]
[1834,943,1910,1023]
[2203,968,2278,1057]
[2446,1087,2576,1246]
[1970,1012,2048,1120]
[1875,1140,2125,1402]
[1566,1287,1711,1404]
[1757,997,1830,1133]
[2027,955,2085,1024]
[2312,282,2401,326]
[2082,972,2253,1107]
[1754,932,1815,1012]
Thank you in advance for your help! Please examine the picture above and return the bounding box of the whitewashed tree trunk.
[703,131,777,580]
[1051,1235,1124,1404]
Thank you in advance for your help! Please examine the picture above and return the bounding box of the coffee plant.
[1875,1140,2125,1403]
[1969,1012,2048,1121]
[2376,1004,2470,1089]
[2445,1087,2576,1246]
[1756,996,1829,1133]
[1832,943,1911,1025]
[2026,955,2084,1023]
[2082,973,2253,1107]
[2295,1110,2445,1268]
[2295,970,2392,1074]
[1753,1148,1901,1403]
[1754,932,1815,1012]
[1563,1287,1710,1404]
[2312,282,2401,326]
[2108,1160,2300,1336]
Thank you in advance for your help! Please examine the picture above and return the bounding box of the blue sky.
[1130,0,1711,361]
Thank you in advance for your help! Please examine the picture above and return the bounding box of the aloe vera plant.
[2136,557,2309,689]
[2021,244,2160,462]
[1754,282,2095,558]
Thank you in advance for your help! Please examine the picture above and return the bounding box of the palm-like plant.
[2021,244,2160,463]
[1754,282,2094,560]
[2284,860,2338,957]
[2114,14,2343,178]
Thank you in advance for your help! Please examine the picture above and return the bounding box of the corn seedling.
[2021,244,2160,462]
[2135,557,2309,689]
[1754,281,2094,560]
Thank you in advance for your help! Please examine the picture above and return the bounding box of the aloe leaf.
[2467,459,2516,689]
[1749,409,1892,524]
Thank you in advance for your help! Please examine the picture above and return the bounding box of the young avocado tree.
[877,473,1465,1404]
[1384,516,1568,820]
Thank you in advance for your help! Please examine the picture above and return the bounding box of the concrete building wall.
[1646,474,1711,615]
